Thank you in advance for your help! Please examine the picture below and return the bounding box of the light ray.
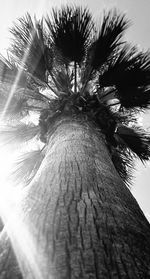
[0,192,48,279]
[0,0,51,121]
[0,3,53,277]
[0,53,30,120]
[0,146,50,278]
[0,141,48,278]
[0,15,41,121]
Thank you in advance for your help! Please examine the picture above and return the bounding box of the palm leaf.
[0,85,28,121]
[11,149,45,186]
[0,54,28,87]
[100,46,150,86]
[100,45,150,109]
[0,123,40,148]
[87,9,129,70]
[47,65,74,95]
[114,125,150,161]
[116,86,150,109]
[16,87,51,108]
[46,6,93,63]
[111,147,134,186]
[9,13,52,81]
[0,83,51,121]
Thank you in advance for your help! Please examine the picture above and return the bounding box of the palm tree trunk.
[1,116,150,278]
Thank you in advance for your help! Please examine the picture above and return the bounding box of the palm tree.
[0,6,150,278]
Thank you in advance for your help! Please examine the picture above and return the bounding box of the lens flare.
[0,35,44,279]
[0,187,46,279]
[0,3,55,276]
[0,146,50,278]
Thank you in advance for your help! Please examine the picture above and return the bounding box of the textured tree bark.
[0,116,150,278]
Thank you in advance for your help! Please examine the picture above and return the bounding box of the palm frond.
[0,55,44,120]
[0,123,40,148]
[0,86,28,121]
[11,149,45,186]
[0,83,51,122]
[47,65,74,95]
[88,9,129,70]
[16,87,51,108]
[111,147,134,186]
[114,125,150,161]
[9,13,52,81]
[99,45,150,109]
[116,86,150,109]
[0,54,28,86]
[100,46,150,86]
[0,55,15,83]
[46,6,93,64]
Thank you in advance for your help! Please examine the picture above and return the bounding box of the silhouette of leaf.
[111,147,134,186]
[100,45,150,109]
[88,10,129,70]
[46,6,93,63]
[10,13,52,81]
[114,125,150,161]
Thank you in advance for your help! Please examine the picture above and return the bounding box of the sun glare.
[0,2,54,277]
[0,143,50,278]
[0,144,47,278]
[0,146,21,211]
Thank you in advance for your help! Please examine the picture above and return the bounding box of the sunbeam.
[0,144,49,278]
[0,191,47,279]
[0,48,32,121]
[0,17,47,277]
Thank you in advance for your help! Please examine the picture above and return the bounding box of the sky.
[0,0,150,221]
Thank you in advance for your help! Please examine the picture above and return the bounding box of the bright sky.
[0,0,150,221]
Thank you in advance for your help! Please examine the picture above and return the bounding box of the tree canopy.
[0,6,150,186]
